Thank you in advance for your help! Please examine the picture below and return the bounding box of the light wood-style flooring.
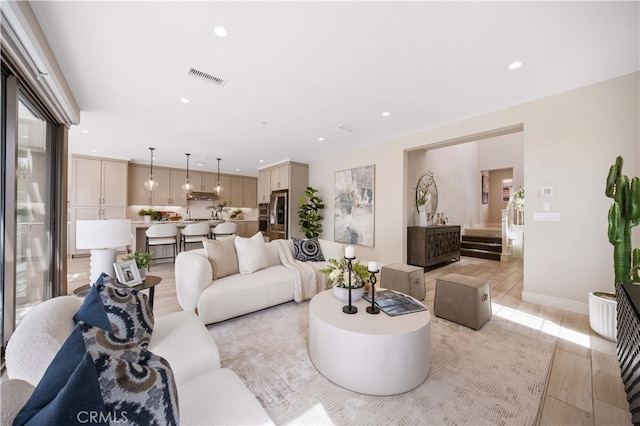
[66,255,632,425]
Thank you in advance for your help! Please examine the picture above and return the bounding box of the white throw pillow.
[234,232,269,275]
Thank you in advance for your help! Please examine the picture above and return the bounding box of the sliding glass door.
[1,64,64,350]
[15,96,53,323]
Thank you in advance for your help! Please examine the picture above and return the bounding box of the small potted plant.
[138,208,155,223]
[320,258,371,302]
[122,251,153,279]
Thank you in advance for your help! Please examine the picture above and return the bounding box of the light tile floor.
[66,255,633,425]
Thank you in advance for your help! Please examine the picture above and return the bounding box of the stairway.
[461,227,502,261]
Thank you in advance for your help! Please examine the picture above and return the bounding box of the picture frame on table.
[113,259,143,286]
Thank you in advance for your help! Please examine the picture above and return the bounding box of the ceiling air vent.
[187,68,226,87]
[339,124,357,133]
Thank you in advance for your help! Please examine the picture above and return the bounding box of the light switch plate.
[543,202,551,212]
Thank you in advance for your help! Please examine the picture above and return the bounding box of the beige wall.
[308,72,639,313]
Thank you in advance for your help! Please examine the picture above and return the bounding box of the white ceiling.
[30,1,639,176]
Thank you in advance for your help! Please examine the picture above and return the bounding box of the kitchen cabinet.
[270,164,289,191]
[228,221,258,238]
[246,221,259,237]
[407,225,461,268]
[228,176,243,206]
[225,176,257,208]
[188,171,217,192]
[258,170,270,204]
[202,173,217,192]
[235,222,247,238]
[243,178,257,208]
[72,156,128,207]
[70,156,128,255]
[128,165,187,206]
[128,165,152,205]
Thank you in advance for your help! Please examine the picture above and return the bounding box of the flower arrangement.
[122,251,153,269]
[512,186,524,211]
[320,258,370,289]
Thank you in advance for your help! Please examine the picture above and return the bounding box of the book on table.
[363,289,427,316]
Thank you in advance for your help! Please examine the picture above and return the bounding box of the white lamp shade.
[76,219,131,249]
[76,219,131,284]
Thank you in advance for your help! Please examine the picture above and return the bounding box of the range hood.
[187,191,218,201]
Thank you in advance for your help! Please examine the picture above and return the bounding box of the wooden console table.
[616,282,640,424]
[407,225,461,269]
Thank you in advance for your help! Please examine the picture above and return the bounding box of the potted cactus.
[589,156,640,341]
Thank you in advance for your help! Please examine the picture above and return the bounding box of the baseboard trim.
[522,291,588,315]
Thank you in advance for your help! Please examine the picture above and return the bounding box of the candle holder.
[342,256,358,314]
[366,269,380,315]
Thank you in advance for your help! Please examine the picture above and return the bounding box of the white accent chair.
[145,224,178,270]
[211,222,238,240]
[180,223,210,252]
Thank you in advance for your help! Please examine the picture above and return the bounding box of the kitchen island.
[130,219,259,253]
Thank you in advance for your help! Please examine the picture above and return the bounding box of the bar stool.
[180,222,210,252]
[145,224,178,270]
[211,222,238,240]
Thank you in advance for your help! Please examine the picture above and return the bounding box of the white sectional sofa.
[2,295,273,425]
[175,238,349,324]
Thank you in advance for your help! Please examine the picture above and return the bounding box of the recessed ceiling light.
[259,160,264,163]
[91,149,98,153]
[214,26,228,38]
[508,61,523,70]
[197,163,203,167]
[318,137,325,142]
[180,97,190,103]
[382,111,390,117]
[81,129,89,134]
[236,168,240,172]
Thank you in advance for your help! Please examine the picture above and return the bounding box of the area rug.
[208,301,556,425]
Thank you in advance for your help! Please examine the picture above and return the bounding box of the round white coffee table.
[308,289,431,395]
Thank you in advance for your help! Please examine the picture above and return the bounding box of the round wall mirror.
[415,172,438,221]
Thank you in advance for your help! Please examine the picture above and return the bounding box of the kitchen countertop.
[130,219,257,227]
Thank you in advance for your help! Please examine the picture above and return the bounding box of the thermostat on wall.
[541,187,553,197]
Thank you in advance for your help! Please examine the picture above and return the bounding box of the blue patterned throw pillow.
[293,237,325,262]
[74,275,154,347]
[14,322,179,426]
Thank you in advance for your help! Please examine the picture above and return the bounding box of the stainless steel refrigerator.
[269,190,288,240]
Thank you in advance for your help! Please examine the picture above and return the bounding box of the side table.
[73,275,162,310]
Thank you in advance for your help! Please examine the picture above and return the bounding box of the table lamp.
[76,219,131,284]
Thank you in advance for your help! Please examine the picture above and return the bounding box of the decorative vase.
[588,291,617,342]
[332,286,364,303]
[139,267,147,281]
[143,215,151,223]
[418,205,428,227]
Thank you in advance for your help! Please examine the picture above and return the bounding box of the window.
[1,62,66,351]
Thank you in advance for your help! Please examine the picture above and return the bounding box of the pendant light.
[215,158,224,195]
[182,153,193,192]
[144,147,158,191]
